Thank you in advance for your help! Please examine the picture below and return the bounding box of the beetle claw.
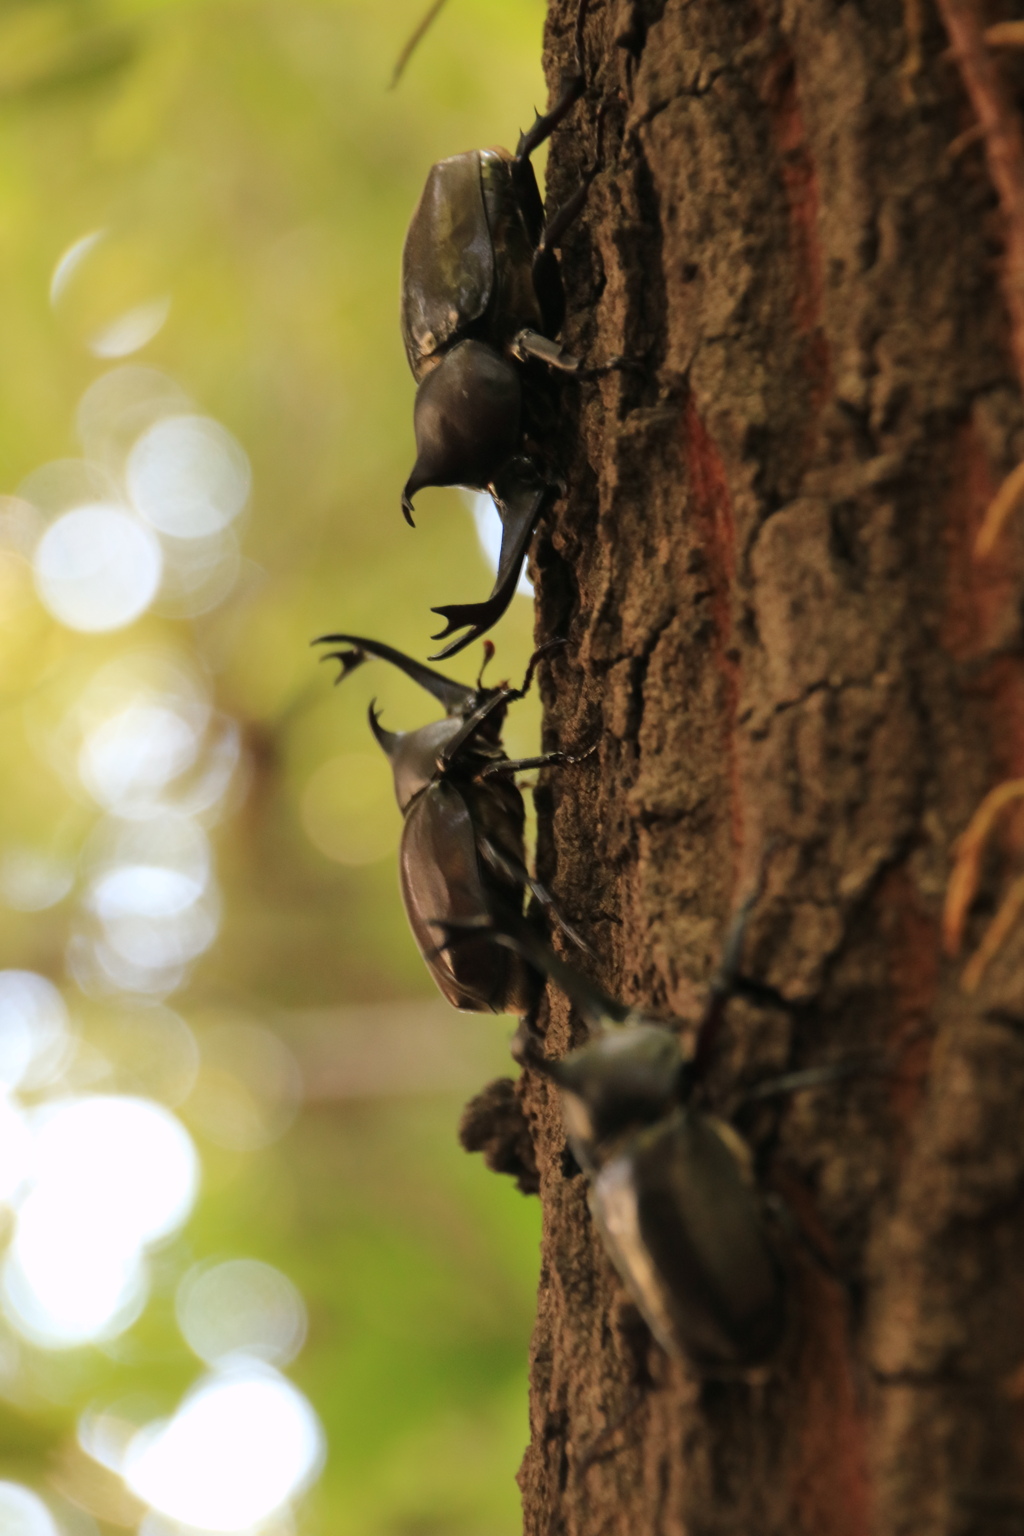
[401,491,416,527]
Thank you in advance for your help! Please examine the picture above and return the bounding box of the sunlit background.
[0,3,547,1532]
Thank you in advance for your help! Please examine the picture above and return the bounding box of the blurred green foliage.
[0,0,550,1531]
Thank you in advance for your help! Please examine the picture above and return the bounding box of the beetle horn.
[316,643,370,684]
[367,701,402,761]
[312,632,477,714]
[429,465,553,661]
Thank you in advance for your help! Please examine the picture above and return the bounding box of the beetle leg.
[510,327,583,373]
[436,688,515,772]
[513,0,590,161]
[432,916,626,1032]
[536,179,590,258]
[687,882,768,1083]
[513,328,646,382]
[737,1057,884,1107]
[512,637,567,699]
[476,835,595,957]
[476,739,598,778]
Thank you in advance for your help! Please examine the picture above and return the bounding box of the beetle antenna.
[687,847,783,1083]
[389,0,449,89]
[476,640,496,691]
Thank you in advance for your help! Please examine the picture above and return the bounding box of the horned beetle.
[315,633,592,1011]
[435,898,799,1372]
[400,0,596,659]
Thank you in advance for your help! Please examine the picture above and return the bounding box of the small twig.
[901,0,925,101]
[985,22,1024,50]
[975,458,1024,557]
[963,871,1024,990]
[946,121,986,161]
[943,777,1024,954]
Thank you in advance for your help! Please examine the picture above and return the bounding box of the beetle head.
[551,1025,685,1167]
[315,633,489,807]
[402,340,521,521]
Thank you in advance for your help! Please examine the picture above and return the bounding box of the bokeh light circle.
[0,850,74,914]
[3,1199,147,1349]
[177,1258,308,1368]
[0,1482,60,1536]
[33,505,162,632]
[127,416,251,539]
[0,1097,33,1205]
[186,1022,301,1152]
[78,702,200,813]
[301,753,396,866]
[1,1096,199,1349]
[31,1096,199,1245]
[0,971,69,1092]
[124,1361,324,1532]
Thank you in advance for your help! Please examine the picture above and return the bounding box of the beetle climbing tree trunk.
[503,0,1024,1531]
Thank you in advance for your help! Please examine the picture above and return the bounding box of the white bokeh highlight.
[33,504,162,632]
[2,1096,199,1348]
[0,1482,60,1536]
[50,230,106,307]
[124,1362,324,1533]
[177,1259,308,1369]
[90,298,171,360]
[0,850,74,913]
[128,417,251,540]
[0,972,69,1092]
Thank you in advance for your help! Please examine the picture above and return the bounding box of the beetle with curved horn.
[433,896,798,1373]
[313,632,594,1012]
[399,0,596,659]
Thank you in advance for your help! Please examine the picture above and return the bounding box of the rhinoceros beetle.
[314,632,591,1012]
[399,0,595,660]
[435,899,793,1372]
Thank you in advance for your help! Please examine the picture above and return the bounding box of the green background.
[0,2,549,1532]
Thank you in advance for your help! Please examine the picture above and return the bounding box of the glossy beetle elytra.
[436,903,789,1372]
[314,632,590,1012]
[399,0,593,659]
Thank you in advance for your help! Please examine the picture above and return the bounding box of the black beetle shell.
[401,151,495,377]
[399,778,533,1013]
[589,1108,786,1371]
[405,340,522,502]
[401,148,554,381]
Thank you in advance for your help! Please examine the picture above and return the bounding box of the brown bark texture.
[481,0,1024,1531]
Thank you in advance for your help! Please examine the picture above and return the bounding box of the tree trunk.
[496,0,1024,1531]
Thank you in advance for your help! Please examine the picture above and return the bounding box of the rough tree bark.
[468,1,1024,1533]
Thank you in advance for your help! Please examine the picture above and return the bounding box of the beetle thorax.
[387,717,467,810]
